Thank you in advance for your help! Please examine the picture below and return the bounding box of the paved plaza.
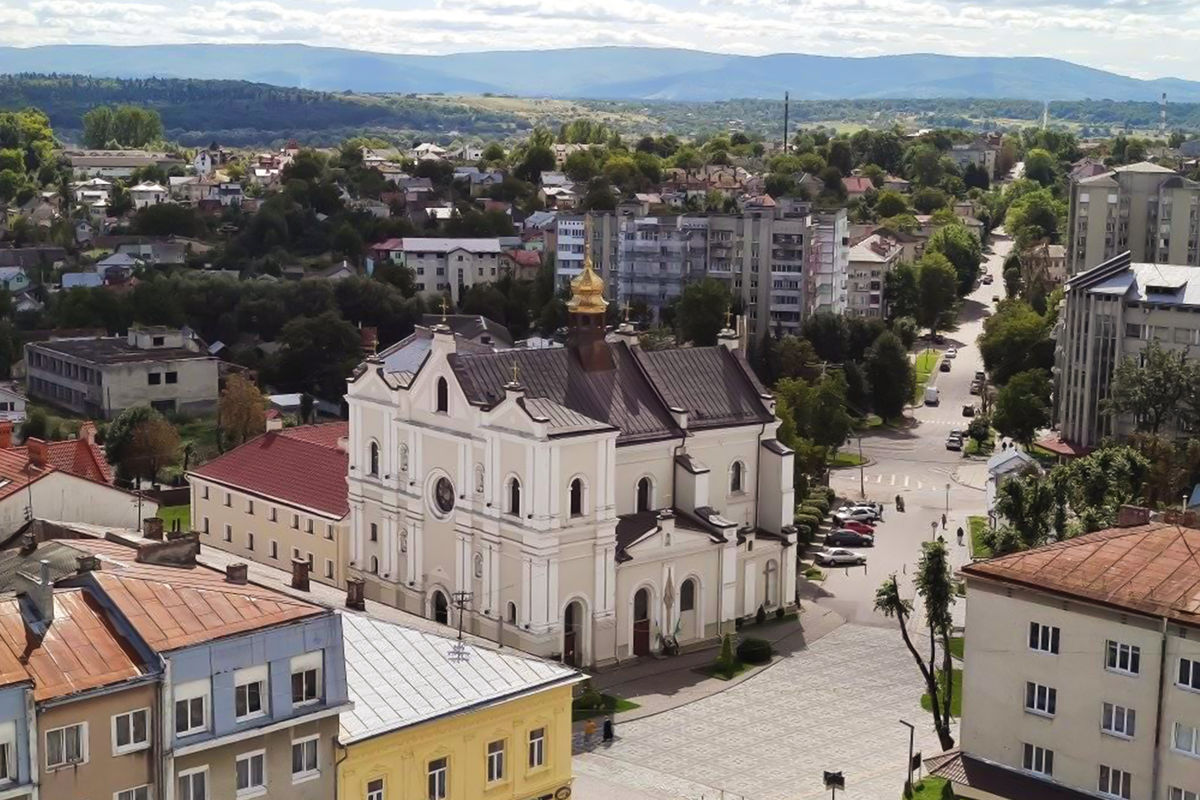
[573,624,950,800]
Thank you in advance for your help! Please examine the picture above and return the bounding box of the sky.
[0,0,1198,81]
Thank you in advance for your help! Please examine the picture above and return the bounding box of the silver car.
[816,547,867,566]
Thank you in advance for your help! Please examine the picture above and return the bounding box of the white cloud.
[0,0,1197,81]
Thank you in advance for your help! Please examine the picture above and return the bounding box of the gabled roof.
[0,437,116,503]
[1113,160,1177,174]
[633,347,773,430]
[926,750,1093,800]
[339,613,580,744]
[188,423,349,518]
[0,590,147,701]
[962,522,1200,627]
[418,314,513,348]
[986,447,1038,476]
[69,538,323,652]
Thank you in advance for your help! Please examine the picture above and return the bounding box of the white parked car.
[816,547,867,567]
[945,346,957,359]
[835,506,879,523]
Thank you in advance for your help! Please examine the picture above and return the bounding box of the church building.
[344,249,798,667]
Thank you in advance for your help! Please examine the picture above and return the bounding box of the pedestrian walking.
[956,526,964,545]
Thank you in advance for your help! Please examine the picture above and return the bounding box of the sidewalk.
[571,601,845,750]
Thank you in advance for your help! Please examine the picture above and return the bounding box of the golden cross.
[510,362,520,384]
[439,297,449,322]
[724,306,733,328]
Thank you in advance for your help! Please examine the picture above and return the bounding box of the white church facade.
[344,257,798,667]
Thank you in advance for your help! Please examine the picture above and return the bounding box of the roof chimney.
[225,562,248,585]
[291,557,310,592]
[76,554,100,573]
[359,325,378,356]
[77,421,97,445]
[346,577,366,611]
[1117,505,1152,528]
[0,421,12,450]
[143,517,164,541]
[18,532,36,556]
[25,438,47,469]
[17,559,54,625]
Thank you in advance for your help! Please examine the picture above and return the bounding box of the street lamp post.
[899,719,915,794]
[858,435,865,500]
[930,521,938,542]
[945,483,950,516]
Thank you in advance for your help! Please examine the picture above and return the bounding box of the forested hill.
[0,74,528,146]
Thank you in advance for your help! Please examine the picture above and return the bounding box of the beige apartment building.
[1068,161,1200,275]
[396,238,504,304]
[25,327,218,418]
[1055,253,1200,448]
[847,233,903,318]
[189,422,350,588]
[344,255,798,668]
[936,509,1200,800]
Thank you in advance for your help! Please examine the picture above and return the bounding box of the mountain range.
[0,44,1196,102]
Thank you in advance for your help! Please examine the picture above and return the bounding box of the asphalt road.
[817,234,1013,626]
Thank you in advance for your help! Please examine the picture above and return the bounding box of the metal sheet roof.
[338,613,580,744]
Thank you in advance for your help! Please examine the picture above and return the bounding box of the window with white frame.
[1024,682,1057,716]
[1028,622,1060,654]
[1172,722,1200,756]
[235,666,269,721]
[528,727,545,768]
[0,721,15,783]
[1179,657,1200,691]
[236,750,266,797]
[486,739,505,782]
[1171,788,1199,800]
[176,767,207,796]
[1022,743,1053,776]
[1106,640,1141,675]
[174,680,208,736]
[1101,702,1136,738]
[1099,765,1132,799]
[116,785,151,800]
[291,735,320,782]
[366,778,384,800]
[45,722,87,768]
[428,757,448,800]
[291,651,322,706]
[112,707,150,754]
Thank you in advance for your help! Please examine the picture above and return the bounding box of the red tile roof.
[0,437,116,503]
[0,589,146,700]
[68,538,322,652]
[189,423,348,517]
[843,176,875,194]
[962,522,1200,627]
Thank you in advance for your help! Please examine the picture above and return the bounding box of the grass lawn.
[853,414,884,430]
[1028,444,1060,468]
[950,636,964,660]
[907,777,950,799]
[920,668,963,717]
[158,505,190,531]
[571,695,640,721]
[827,450,866,468]
[968,516,991,559]
[912,349,940,405]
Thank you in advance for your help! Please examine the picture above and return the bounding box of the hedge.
[798,504,825,519]
[794,513,820,530]
[737,637,773,664]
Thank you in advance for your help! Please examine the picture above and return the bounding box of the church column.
[382,510,397,580]
[349,498,364,566]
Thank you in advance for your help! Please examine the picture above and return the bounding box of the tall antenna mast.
[1041,101,1049,130]
[783,91,790,153]
[1161,92,1168,137]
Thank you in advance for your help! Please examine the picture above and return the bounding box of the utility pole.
[783,92,790,153]
[858,435,865,500]
[899,719,915,794]
[451,591,474,641]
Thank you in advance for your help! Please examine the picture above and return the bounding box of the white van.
[924,386,940,406]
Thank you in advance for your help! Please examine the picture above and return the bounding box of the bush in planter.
[822,486,835,504]
[714,633,739,678]
[737,637,773,664]
[798,504,825,519]
[794,513,819,531]
[805,497,830,515]
[573,681,604,711]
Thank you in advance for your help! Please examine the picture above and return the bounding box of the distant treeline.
[0,74,528,146]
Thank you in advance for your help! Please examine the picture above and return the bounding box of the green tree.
[1106,339,1189,434]
[884,262,920,321]
[82,105,163,148]
[916,253,958,335]
[218,373,267,449]
[911,186,949,214]
[864,331,914,420]
[978,301,1054,385]
[105,406,180,484]
[876,538,957,752]
[1024,148,1057,187]
[272,310,363,399]
[926,224,982,294]
[1005,188,1063,252]
[675,278,731,346]
[801,312,849,363]
[874,190,907,218]
[993,369,1051,444]
[991,472,1054,552]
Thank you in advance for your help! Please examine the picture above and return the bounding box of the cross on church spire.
[439,298,449,322]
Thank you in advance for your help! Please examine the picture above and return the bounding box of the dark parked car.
[825,529,875,548]
[939,359,952,372]
[962,404,976,417]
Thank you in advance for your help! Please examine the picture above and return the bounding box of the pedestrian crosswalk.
[831,471,949,492]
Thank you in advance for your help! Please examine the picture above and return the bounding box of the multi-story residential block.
[0,517,351,800]
[933,508,1200,800]
[847,233,903,318]
[1055,253,1200,448]
[336,613,581,800]
[948,139,999,179]
[396,238,504,304]
[344,254,797,668]
[25,327,218,418]
[1022,242,1068,290]
[1067,161,1200,275]
[806,209,850,317]
[189,422,351,588]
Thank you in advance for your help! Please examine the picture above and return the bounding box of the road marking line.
[904,476,910,487]
[890,475,896,486]
[917,481,924,489]
[875,475,883,484]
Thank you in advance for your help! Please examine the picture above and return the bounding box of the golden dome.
[567,219,608,314]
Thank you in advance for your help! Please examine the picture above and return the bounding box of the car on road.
[946,432,964,451]
[992,295,1000,304]
[945,346,957,359]
[924,386,940,406]
[975,370,986,382]
[982,274,994,285]
[939,359,952,372]
[841,520,875,535]
[962,404,976,417]
[816,547,867,567]
[826,530,874,547]
[834,506,880,523]
[969,380,981,394]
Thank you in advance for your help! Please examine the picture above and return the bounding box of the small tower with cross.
[719,305,740,351]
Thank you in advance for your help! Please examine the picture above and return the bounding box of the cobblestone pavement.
[573,624,951,800]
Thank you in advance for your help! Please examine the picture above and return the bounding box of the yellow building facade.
[336,613,581,800]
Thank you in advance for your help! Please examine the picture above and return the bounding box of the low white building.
[130,181,169,210]
[985,447,1042,520]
